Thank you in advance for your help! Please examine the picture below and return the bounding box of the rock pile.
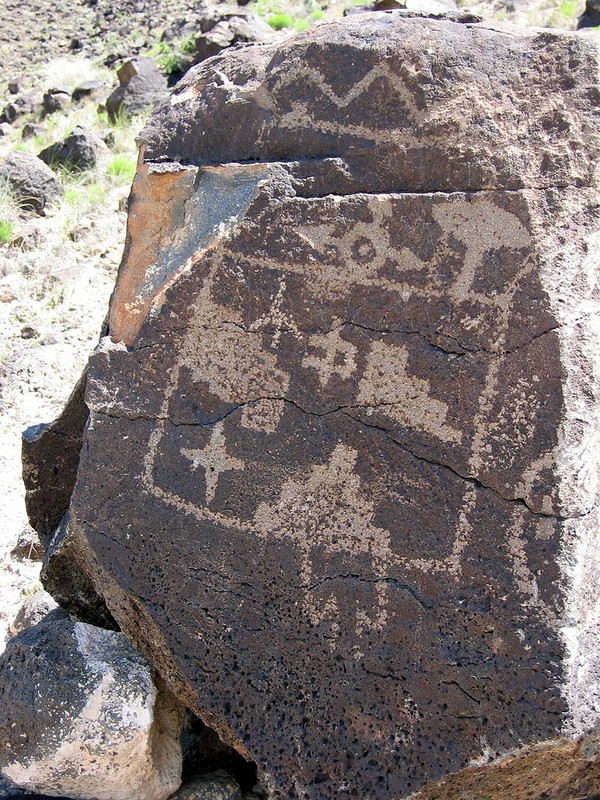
[6,10,600,800]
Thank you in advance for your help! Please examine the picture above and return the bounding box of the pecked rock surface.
[25,13,600,800]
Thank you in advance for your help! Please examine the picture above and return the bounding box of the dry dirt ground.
[0,57,135,648]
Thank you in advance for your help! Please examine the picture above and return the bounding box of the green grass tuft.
[107,154,137,183]
[268,12,295,27]
[181,33,197,54]
[0,219,13,244]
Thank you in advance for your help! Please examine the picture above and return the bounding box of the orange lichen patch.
[109,157,198,345]
[412,738,600,800]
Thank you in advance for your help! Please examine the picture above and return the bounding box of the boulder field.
[18,12,600,800]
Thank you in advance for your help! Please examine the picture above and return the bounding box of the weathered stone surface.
[25,14,600,800]
[181,711,258,787]
[71,79,105,103]
[577,0,600,27]
[106,56,168,121]
[411,735,600,799]
[0,153,62,215]
[42,88,70,115]
[40,514,116,629]
[0,612,183,800]
[7,589,58,639]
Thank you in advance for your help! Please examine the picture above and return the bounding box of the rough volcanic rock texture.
[30,13,600,800]
[0,612,183,800]
[22,372,88,547]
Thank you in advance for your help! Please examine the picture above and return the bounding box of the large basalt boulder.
[22,372,89,548]
[24,13,600,800]
[0,612,183,800]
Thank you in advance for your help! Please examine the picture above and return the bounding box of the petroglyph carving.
[38,16,600,799]
[302,325,358,386]
[253,444,392,634]
[431,199,531,303]
[181,422,245,504]
[240,399,285,433]
[358,340,462,443]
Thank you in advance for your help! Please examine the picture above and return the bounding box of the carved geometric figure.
[182,422,245,505]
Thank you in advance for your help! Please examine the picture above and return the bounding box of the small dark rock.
[0,95,34,124]
[170,771,242,800]
[106,56,168,121]
[577,0,600,27]
[72,79,105,103]
[0,103,19,123]
[38,126,108,172]
[10,221,44,250]
[42,88,70,115]
[194,11,276,63]
[10,527,45,561]
[20,326,38,339]
[7,81,19,95]
[8,590,58,638]
[0,152,62,214]
[21,122,45,140]
[101,128,115,147]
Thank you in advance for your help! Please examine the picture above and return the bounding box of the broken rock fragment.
[0,612,183,800]
[24,12,600,800]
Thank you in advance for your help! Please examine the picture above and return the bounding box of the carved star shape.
[181,421,245,505]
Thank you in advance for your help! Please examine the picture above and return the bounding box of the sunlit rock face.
[26,13,600,800]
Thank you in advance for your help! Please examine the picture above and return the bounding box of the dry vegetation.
[0,57,147,646]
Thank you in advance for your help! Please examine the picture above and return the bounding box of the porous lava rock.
[170,771,243,800]
[22,372,88,547]
[0,611,184,800]
[7,589,58,639]
[25,13,600,800]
